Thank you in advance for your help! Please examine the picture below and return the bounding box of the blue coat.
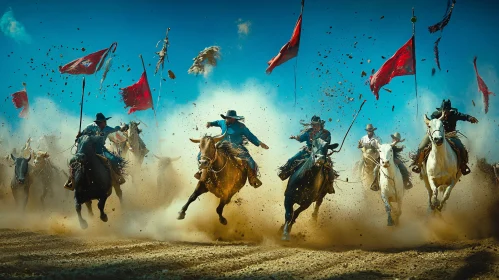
[296,128,331,149]
[80,123,121,154]
[208,120,261,148]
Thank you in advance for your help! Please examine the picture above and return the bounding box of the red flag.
[473,56,495,114]
[266,14,302,74]
[369,36,416,99]
[12,88,29,118]
[119,71,153,114]
[59,42,117,75]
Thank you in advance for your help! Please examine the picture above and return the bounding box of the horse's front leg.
[428,179,440,210]
[177,182,208,220]
[85,201,94,216]
[22,186,30,213]
[282,195,294,241]
[113,184,123,206]
[381,193,394,226]
[216,198,228,225]
[40,184,48,209]
[438,179,456,212]
[312,195,325,222]
[97,196,109,222]
[75,197,88,229]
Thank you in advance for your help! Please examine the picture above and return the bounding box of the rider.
[63,113,128,190]
[370,132,413,191]
[277,116,336,194]
[194,110,269,188]
[493,163,499,184]
[410,99,478,175]
[358,124,382,149]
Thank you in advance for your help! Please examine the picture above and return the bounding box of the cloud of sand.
[0,80,498,249]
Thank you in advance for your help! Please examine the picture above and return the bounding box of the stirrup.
[411,166,421,174]
[370,181,380,191]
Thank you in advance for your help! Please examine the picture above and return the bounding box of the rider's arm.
[295,131,308,142]
[207,120,221,128]
[321,130,331,144]
[243,127,261,146]
[430,111,441,119]
[455,112,474,122]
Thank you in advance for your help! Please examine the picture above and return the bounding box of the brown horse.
[177,133,249,225]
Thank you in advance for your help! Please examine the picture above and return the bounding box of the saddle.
[421,132,468,169]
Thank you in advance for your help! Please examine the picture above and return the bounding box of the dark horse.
[70,135,113,229]
[178,133,251,225]
[281,138,338,241]
[10,154,32,211]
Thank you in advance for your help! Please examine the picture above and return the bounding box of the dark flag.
[59,42,117,75]
[428,0,456,34]
[369,36,416,99]
[473,56,495,114]
[266,2,304,74]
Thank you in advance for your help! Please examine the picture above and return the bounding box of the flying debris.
[188,46,221,76]
[380,16,385,19]
[361,71,367,77]
[431,68,436,76]
[168,70,176,79]
[434,37,442,70]
[472,100,476,107]
[155,28,170,75]
[100,57,113,91]
[392,105,395,111]
[382,88,392,93]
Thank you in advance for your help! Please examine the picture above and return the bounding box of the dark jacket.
[297,128,331,149]
[431,109,472,132]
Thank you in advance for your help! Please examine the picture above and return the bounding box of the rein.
[201,148,228,174]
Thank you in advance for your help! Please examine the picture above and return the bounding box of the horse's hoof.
[79,220,88,229]
[177,211,186,220]
[281,233,290,241]
[100,214,108,222]
[278,225,284,235]
[88,211,94,217]
[387,217,394,226]
[219,217,228,225]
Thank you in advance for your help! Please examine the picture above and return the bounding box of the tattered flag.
[59,42,117,75]
[434,37,442,70]
[119,71,153,114]
[428,0,456,34]
[473,56,495,114]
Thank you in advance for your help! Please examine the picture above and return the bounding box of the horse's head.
[190,133,225,169]
[129,121,140,135]
[425,114,445,146]
[10,153,30,184]
[378,143,395,168]
[310,138,338,167]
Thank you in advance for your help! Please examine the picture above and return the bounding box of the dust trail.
[0,81,498,250]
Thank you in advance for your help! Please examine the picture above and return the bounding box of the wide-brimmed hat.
[94,113,111,123]
[390,132,405,142]
[220,110,244,120]
[437,99,452,111]
[310,115,324,125]
[365,124,377,132]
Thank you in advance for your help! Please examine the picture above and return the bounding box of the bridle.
[200,146,227,173]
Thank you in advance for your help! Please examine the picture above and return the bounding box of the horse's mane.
[292,156,314,181]
[215,140,243,159]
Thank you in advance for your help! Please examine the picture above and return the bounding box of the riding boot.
[396,160,413,190]
[248,169,262,188]
[194,170,202,180]
[370,165,380,191]
[277,161,294,181]
[410,149,424,174]
[63,178,74,191]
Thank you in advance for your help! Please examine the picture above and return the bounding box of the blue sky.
[0,0,498,163]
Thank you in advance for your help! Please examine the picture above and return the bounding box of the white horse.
[422,113,461,212]
[377,142,404,226]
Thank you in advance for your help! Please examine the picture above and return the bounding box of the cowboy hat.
[390,132,405,142]
[94,113,111,123]
[365,124,377,132]
[436,99,452,111]
[220,110,244,120]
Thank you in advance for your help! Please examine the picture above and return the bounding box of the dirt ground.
[0,228,498,279]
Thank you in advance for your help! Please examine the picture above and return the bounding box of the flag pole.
[411,7,419,119]
[139,54,159,128]
[78,77,86,134]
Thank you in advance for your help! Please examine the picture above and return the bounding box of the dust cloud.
[0,81,498,250]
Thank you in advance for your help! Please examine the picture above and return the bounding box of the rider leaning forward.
[63,113,128,191]
[278,115,337,194]
[410,99,478,175]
